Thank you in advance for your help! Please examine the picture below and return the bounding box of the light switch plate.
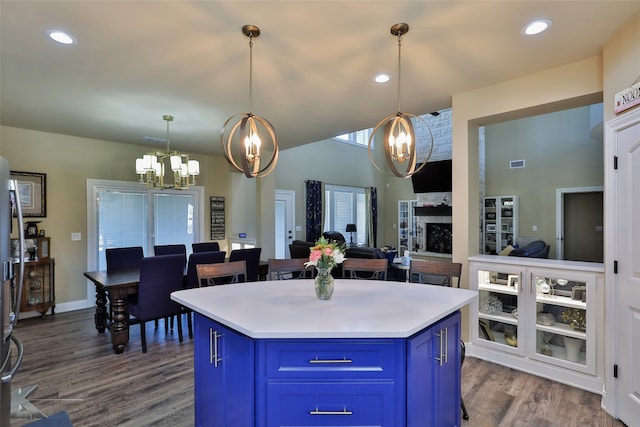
[71,232,81,241]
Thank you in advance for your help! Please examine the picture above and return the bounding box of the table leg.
[94,284,107,333]
[107,288,129,354]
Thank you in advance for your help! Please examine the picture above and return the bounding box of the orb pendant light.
[221,25,279,178]
[368,23,433,178]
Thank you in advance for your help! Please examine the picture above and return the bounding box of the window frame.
[323,184,367,246]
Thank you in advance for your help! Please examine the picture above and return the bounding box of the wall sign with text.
[210,196,225,240]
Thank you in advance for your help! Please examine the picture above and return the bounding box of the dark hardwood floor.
[8,309,624,426]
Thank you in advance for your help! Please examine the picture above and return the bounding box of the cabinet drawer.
[260,339,402,380]
[265,382,401,426]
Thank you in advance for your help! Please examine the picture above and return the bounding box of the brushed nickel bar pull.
[443,327,448,364]
[309,356,353,364]
[309,406,353,415]
[210,329,223,367]
[435,331,443,366]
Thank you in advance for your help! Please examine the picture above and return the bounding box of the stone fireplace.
[413,201,452,257]
[426,222,452,254]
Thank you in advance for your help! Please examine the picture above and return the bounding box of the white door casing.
[275,190,295,259]
[603,107,640,423]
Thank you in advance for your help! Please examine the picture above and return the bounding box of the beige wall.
[0,125,228,307]
[484,105,603,258]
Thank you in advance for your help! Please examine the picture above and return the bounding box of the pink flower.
[309,250,322,262]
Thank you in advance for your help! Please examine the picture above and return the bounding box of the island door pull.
[309,406,353,415]
[209,328,223,367]
[443,327,448,364]
[435,330,444,366]
[309,356,352,364]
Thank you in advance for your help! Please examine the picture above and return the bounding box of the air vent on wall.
[510,159,526,169]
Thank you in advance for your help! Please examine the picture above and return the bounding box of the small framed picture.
[486,224,496,232]
[571,286,587,302]
[507,274,519,291]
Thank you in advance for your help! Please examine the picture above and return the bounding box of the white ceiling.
[2,1,639,156]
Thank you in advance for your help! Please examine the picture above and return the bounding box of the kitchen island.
[172,279,476,427]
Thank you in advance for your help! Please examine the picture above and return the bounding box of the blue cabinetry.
[408,311,461,426]
[194,314,254,427]
[194,311,461,426]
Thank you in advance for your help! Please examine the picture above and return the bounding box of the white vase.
[563,336,583,363]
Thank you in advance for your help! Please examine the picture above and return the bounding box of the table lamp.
[345,224,357,246]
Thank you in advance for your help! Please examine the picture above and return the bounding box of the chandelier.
[368,23,433,178]
[221,25,279,178]
[135,115,200,189]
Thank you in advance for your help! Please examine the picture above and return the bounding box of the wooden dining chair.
[267,258,312,280]
[409,259,462,288]
[229,248,262,282]
[196,260,247,286]
[342,258,388,280]
[408,258,468,420]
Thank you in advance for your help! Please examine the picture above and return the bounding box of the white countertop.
[468,254,604,273]
[171,280,477,339]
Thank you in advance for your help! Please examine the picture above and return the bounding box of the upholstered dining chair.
[127,254,186,353]
[342,258,388,280]
[154,244,187,268]
[196,260,247,286]
[192,242,220,253]
[105,246,144,272]
[267,258,312,280]
[229,248,262,282]
[409,258,469,420]
[181,250,227,338]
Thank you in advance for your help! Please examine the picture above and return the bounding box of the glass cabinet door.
[474,266,524,356]
[530,270,595,374]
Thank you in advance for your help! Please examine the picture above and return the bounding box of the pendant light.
[135,115,200,189]
[368,23,433,178]
[221,25,279,178]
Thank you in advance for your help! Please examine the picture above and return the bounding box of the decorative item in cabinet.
[14,237,55,317]
[475,268,523,355]
[533,273,591,369]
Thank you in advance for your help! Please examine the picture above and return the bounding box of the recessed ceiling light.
[374,73,390,83]
[523,20,551,36]
[48,30,75,45]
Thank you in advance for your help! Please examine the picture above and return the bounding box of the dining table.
[83,268,140,354]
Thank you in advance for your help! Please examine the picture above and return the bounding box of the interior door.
[562,190,603,262]
[275,190,295,259]
[611,109,640,424]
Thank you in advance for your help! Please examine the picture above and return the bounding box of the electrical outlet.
[532,225,538,232]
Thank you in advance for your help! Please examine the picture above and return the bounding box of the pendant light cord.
[396,34,402,113]
[248,35,254,115]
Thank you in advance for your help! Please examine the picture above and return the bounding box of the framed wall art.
[10,171,46,217]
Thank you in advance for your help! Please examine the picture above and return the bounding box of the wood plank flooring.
[8,309,625,426]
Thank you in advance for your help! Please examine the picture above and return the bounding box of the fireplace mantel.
[415,205,452,216]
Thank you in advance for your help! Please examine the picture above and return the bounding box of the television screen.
[411,159,452,193]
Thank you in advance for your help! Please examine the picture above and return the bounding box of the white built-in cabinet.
[482,196,518,254]
[468,255,604,394]
[398,200,417,254]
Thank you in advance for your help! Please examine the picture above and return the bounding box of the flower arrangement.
[304,236,346,270]
[561,307,586,332]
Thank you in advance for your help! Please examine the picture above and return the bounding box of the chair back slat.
[229,248,262,282]
[409,259,462,287]
[185,251,227,288]
[342,258,388,280]
[268,258,311,280]
[197,260,247,286]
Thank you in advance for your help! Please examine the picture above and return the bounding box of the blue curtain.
[305,180,322,242]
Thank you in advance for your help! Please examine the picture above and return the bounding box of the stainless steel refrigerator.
[0,156,25,426]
